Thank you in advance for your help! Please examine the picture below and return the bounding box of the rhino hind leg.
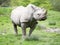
[13,22,18,35]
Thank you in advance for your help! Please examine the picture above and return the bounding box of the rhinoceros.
[11,4,47,38]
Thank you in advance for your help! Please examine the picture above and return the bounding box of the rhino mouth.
[40,17,47,21]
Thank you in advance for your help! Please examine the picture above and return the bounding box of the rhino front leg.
[21,22,27,38]
[29,24,37,36]
[13,22,18,35]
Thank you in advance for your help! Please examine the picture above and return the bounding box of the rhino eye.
[37,14,40,16]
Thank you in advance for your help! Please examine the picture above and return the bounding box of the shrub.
[50,0,60,11]
[10,0,30,6]
[0,0,52,10]
[0,7,12,15]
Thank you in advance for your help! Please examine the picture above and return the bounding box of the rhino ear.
[27,4,36,10]
[31,5,36,10]
[31,5,42,11]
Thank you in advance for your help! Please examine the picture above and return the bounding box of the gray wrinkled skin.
[11,4,47,38]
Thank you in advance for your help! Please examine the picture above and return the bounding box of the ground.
[0,8,60,45]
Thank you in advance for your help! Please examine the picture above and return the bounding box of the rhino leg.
[13,22,18,35]
[29,23,37,36]
[21,22,27,38]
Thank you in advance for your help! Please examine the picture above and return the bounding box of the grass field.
[0,7,60,45]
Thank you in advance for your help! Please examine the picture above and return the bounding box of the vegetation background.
[0,0,60,45]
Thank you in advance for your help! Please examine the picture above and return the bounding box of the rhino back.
[11,6,34,25]
[11,6,26,24]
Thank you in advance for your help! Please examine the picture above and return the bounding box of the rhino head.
[28,4,47,21]
[33,8,47,21]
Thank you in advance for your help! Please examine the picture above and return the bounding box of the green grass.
[0,7,60,45]
[0,7,12,15]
